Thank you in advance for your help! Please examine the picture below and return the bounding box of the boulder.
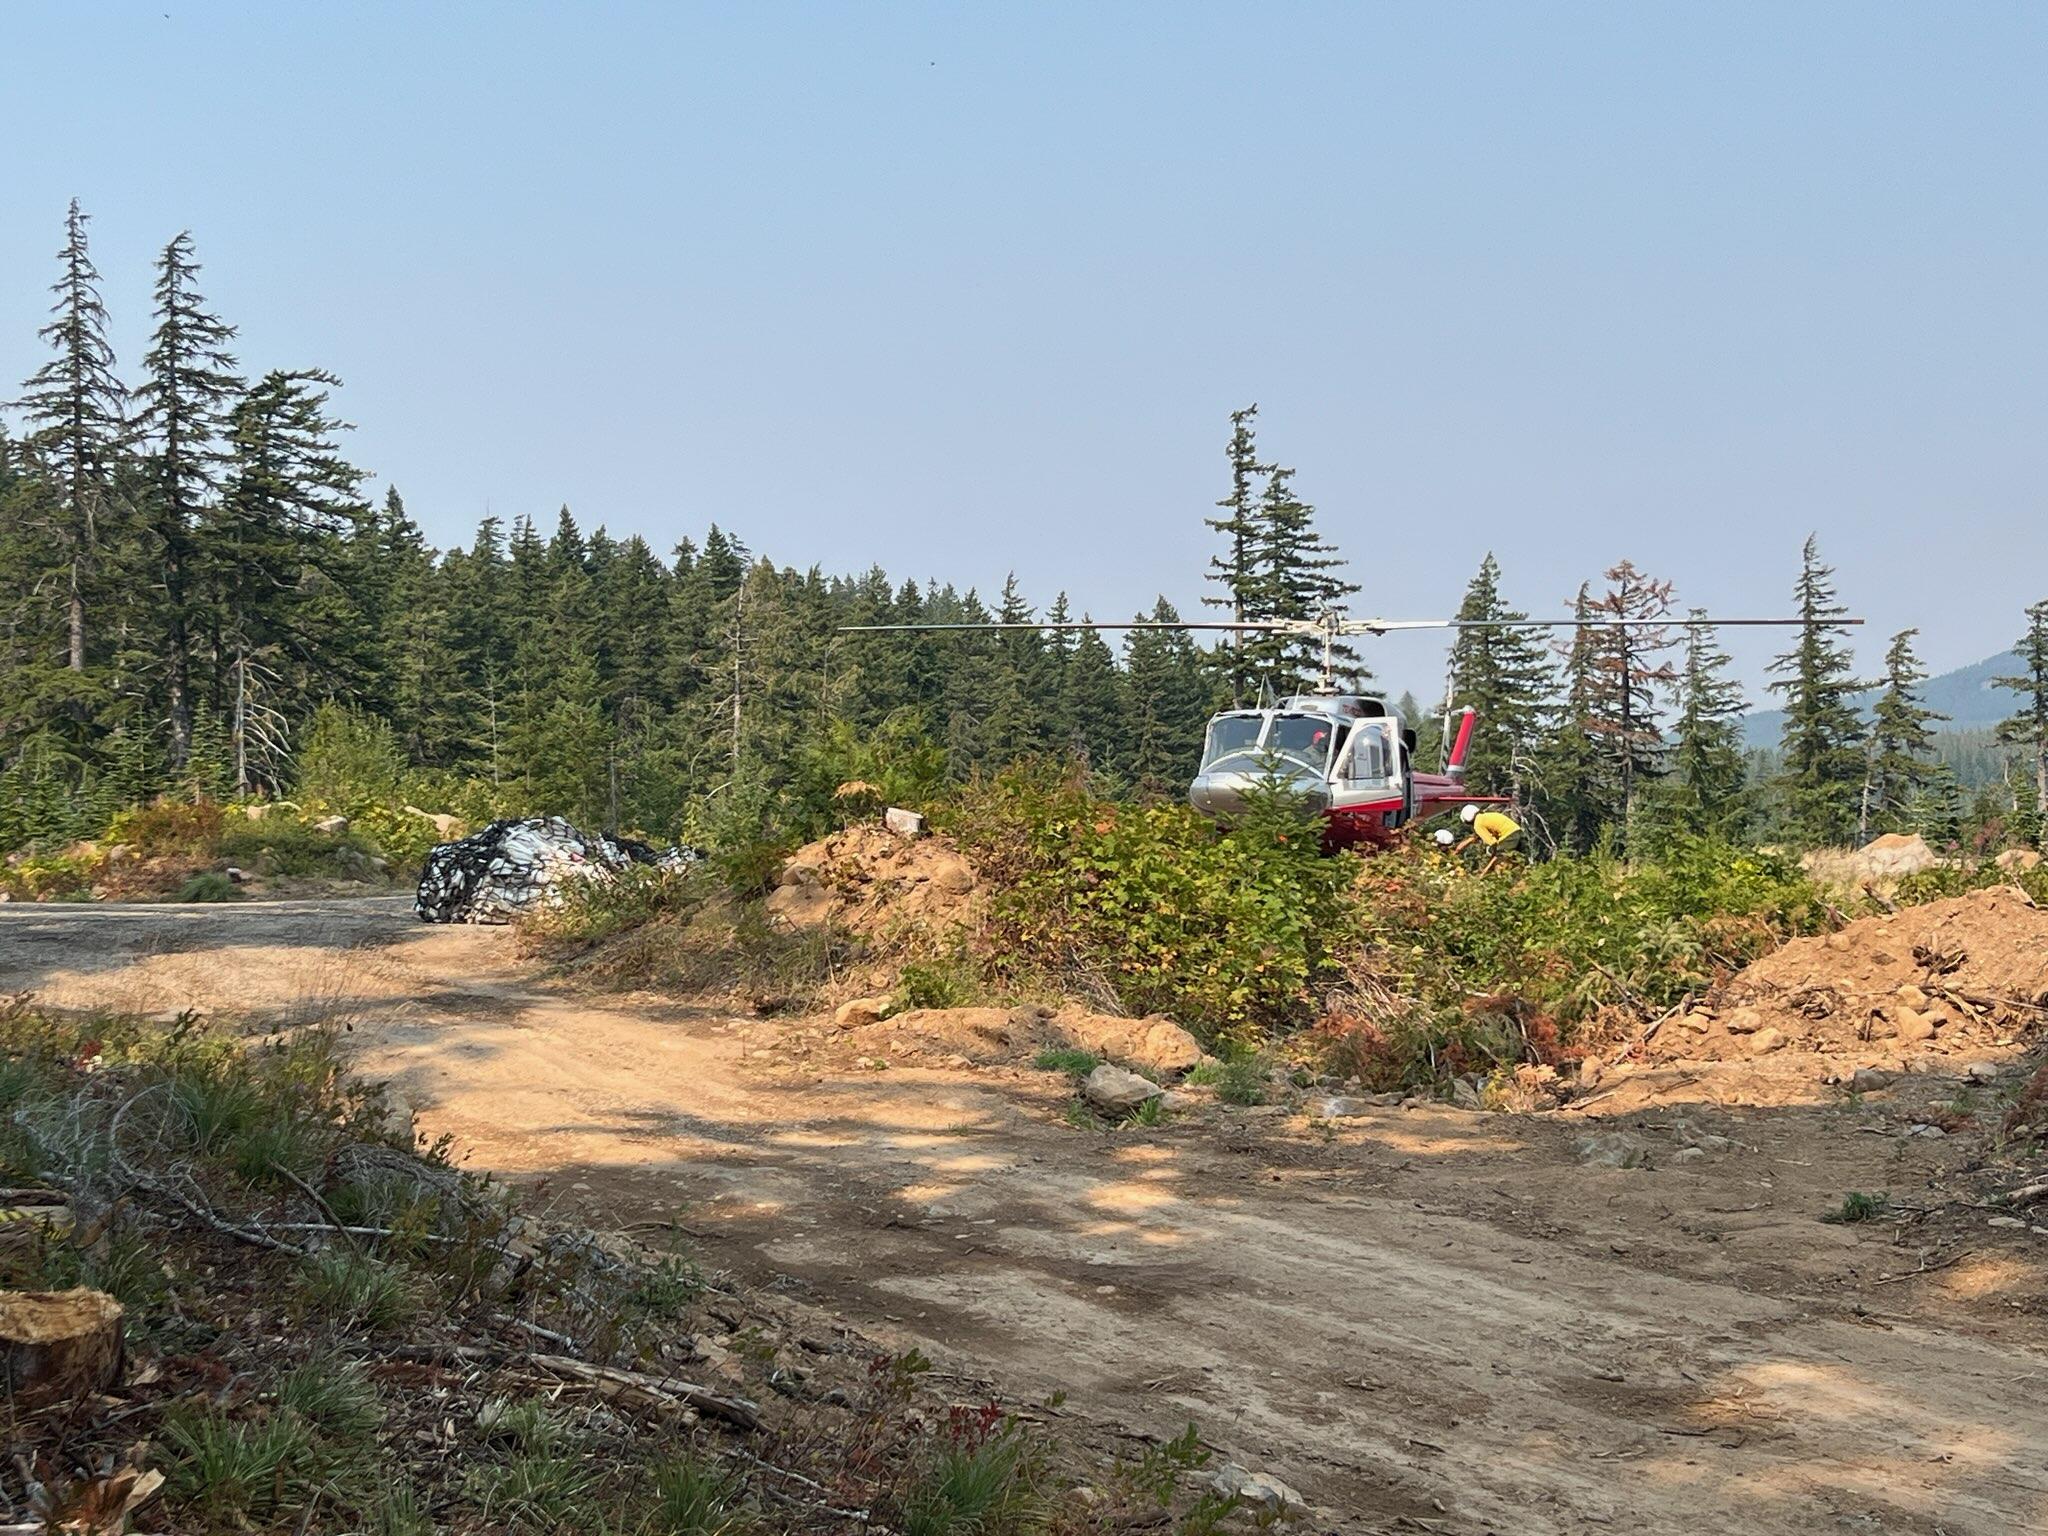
[1081,1064,1163,1116]
[927,856,976,896]
[1575,1132,1653,1170]
[765,880,833,930]
[1896,1011,1938,1044]
[1996,848,2043,873]
[1748,1027,1787,1056]
[1208,1462,1305,1512]
[1855,832,1940,880]
[834,996,894,1029]
[1965,1061,2001,1084]
[1047,1010,1205,1078]
[404,805,464,839]
[313,814,350,836]
[1849,1067,1897,1093]
[884,807,927,840]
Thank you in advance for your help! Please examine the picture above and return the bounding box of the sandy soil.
[4,897,2046,1534]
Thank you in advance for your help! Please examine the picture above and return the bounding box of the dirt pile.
[764,823,982,940]
[830,1003,1208,1076]
[1646,885,2048,1063]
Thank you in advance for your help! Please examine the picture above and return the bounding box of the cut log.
[0,1287,124,1408]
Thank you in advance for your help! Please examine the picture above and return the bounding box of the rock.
[1045,1010,1205,1077]
[1082,1064,1163,1116]
[1849,1067,1896,1093]
[1157,1090,1196,1112]
[1748,1027,1787,1056]
[834,996,894,1029]
[1965,1061,2001,1083]
[1312,1096,1377,1118]
[1208,1462,1305,1512]
[1853,832,1940,880]
[765,880,833,930]
[1895,1012,1937,1044]
[1724,1009,1762,1035]
[403,805,463,839]
[1988,1215,2027,1229]
[1996,848,2042,873]
[0,1288,124,1408]
[1451,1077,1485,1109]
[1578,1056,1605,1089]
[927,857,975,896]
[312,814,350,836]
[1670,1145,1708,1164]
[223,866,247,884]
[1895,983,1930,1009]
[1575,1132,1652,1170]
[884,807,926,840]
[105,843,135,866]
[1907,1123,1948,1138]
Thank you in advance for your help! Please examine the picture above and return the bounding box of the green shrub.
[173,871,242,903]
[896,955,984,1011]
[299,1251,419,1331]
[527,865,704,945]
[105,797,226,857]
[1823,1191,1890,1224]
[1034,1048,1099,1079]
[643,1453,752,1536]
[954,766,1350,1045]
[295,704,405,809]
[160,1406,318,1523]
[899,1422,1046,1536]
[218,817,380,878]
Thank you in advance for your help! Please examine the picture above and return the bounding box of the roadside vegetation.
[0,1002,1244,1533]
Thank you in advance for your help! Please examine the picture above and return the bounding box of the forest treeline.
[3,203,2046,857]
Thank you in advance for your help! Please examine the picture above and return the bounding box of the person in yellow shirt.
[1455,803,1522,866]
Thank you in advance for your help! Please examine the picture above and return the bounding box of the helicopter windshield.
[1200,715,1265,771]
[1263,713,1337,774]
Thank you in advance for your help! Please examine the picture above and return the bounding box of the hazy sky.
[5,3,2043,699]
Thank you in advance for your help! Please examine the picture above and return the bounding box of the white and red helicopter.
[842,607,1850,850]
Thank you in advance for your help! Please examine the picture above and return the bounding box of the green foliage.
[955,767,1350,1044]
[1345,836,1823,1081]
[642,1454,753,1536]
[160,1407,319,1524]
[298,1251,420,1331]
[277,1355,385,1441]
[106,796,226,855]
[296,702,405,809]
[1822,1191,1890,1224]
[527,864,706,945]
[896,955,984,1011]
[899,1422,1047,1536]
[1033,1048,1099,1079]
[173,871,241,902]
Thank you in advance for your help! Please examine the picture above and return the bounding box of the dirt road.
[5,898,2045,1534]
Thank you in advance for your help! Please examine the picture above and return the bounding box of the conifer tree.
[1579,560,1676,839]
[1204,404,1264,705]
[1062,623,1124,775]
[132,232,241,767]
[1667,614,1748,835]
[1529,585,1613,854]
[207,369,370,789]
[1862,628,1943,837]
[1767,536,1865,845]
[15,201,127,680]
[1120,598,1207,789]
[1445,554,1553,797]
[1995,599,2048,835]
[1243,466,1361,694]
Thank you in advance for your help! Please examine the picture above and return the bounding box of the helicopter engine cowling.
[1187,763,1332,822]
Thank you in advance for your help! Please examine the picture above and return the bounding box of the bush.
[173,872,242,903]
[106,797,226,857]
[295,704,405,810]
[953,766,1350,1046]
[218,818,376,878]
[526,865,705,946]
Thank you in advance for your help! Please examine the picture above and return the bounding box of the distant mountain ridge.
[1742,649,2021,749]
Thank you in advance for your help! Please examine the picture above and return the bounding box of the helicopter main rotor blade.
[836,620,1304,634]
[1336,616,1862,635]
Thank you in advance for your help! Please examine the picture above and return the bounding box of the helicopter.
[841,606,1856,850]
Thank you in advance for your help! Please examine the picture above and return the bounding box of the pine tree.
[1243,466,1361,694]
[1204,404,1264,705]
[1994,599,2048,837]
[14,201,127,680]
[1529,585,1614,854]
[1862,628,1943,837]
[206,370,370,790]
[1445,554,1553,797]
[1768,536,1865,845]
[132,232,241,767]
[1062,623,1124,775]
[1578,560,1677,840]
[1120,598,1208,789]
[1667,614,1748,835]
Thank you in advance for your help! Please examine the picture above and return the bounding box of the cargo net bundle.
[415,815,697,924]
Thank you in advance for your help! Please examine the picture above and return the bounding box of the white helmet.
[1433,828,1456,846]
[1460,804,1480,824]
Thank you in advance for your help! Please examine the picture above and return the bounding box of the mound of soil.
[1647,886,2048,1063]
[764,824,981,941]
[833,1003,1208,1077]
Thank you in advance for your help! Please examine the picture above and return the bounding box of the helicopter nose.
[1189,770,1328,821]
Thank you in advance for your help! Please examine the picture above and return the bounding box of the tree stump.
[0,1288,124,1408]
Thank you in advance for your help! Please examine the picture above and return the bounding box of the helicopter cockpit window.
[1263,714,1336,773]
[1200,715,1265,771]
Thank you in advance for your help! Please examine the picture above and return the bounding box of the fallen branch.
[380,1342,761,1430]
[1998,1178,2048,1206]
[1874,1249,1973,1284]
